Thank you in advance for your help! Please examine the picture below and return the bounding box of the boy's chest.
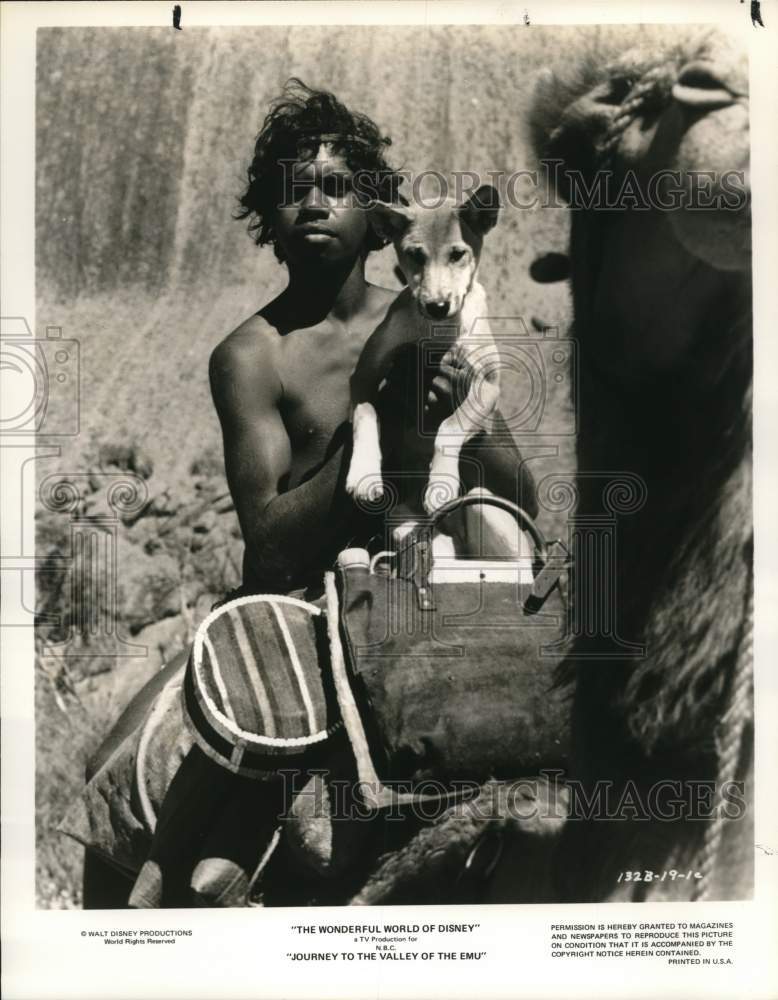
[276,326,371,452]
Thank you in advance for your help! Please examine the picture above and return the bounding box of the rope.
[692,579,754,901]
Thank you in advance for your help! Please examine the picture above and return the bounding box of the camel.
[527,28,752,903]
[340,28,753,904]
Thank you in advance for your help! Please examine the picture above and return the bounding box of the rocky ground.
[35,439,244,907]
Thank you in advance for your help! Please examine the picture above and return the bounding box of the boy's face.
[273,144,370,266]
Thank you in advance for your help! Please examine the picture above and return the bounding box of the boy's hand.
[376,348,474,461]
[423,351,474,429]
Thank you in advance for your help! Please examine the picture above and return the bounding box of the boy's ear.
[459,184,501,236]
[368,201,414,244]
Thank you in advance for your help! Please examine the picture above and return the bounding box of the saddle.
[332,501,571,797]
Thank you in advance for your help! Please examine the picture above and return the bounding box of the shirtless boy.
[79,81,539,908]
[210,79,538,595]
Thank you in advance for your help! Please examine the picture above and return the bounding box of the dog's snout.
[425,301,451,320]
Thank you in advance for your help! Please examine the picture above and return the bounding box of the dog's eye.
[405,247,426,265]
[449,247,468,263]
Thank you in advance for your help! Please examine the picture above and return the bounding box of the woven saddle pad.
[183,594,343,778]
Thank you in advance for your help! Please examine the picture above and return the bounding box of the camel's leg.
[345,402,384,502]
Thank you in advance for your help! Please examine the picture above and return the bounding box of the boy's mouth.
[299,224,337,238]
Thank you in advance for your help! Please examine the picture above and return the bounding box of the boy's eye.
[449,247,468,263]
[321,175,351,198]
[406,247,427,265]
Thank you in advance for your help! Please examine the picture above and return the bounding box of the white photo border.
[2,3,776,999]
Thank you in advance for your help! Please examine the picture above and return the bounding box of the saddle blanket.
[58,591,351,900]
[184,594,342,777]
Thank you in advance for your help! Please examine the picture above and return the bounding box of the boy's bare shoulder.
[211,313,280,366]
[209,313,281,402]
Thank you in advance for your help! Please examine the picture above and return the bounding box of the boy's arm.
[209,334,352,591]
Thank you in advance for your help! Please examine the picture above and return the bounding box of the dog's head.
[370,185,500,320]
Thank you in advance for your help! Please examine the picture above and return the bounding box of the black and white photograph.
[1,1,777,998]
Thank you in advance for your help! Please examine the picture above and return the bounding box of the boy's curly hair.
[236,79,401,262]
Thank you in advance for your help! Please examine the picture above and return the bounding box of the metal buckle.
[523,539,571,614]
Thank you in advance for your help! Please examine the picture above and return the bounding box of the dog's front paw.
[423,478,458,514]
[346,469,385,505]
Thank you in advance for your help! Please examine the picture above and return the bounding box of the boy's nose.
[425,301,451,320]
[301,186,328,211]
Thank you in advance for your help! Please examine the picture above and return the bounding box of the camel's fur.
[530,29,753,901]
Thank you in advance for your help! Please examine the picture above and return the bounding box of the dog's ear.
[368,201,414,243]
[459,184,501,236]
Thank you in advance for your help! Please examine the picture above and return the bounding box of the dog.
[345,184,502,518]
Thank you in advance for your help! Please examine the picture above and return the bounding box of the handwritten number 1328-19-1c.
[618,870,703,883]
